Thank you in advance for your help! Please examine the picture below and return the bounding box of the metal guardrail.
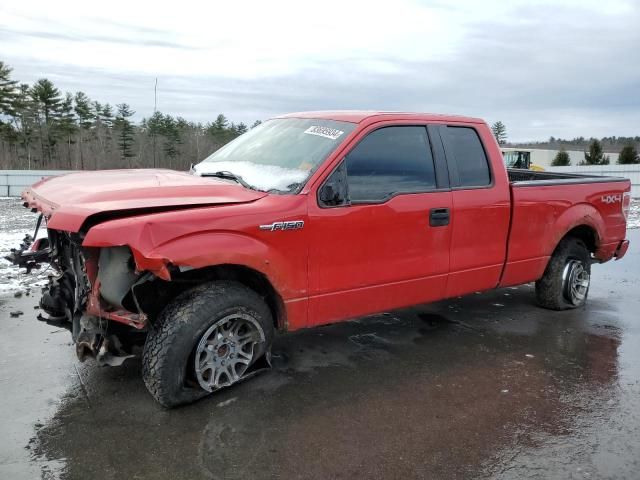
[0,170,75,197]
[2,166,639,198]
[545,165,640,197]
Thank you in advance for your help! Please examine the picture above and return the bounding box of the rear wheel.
[535,237,591,310]
[142,281,273,408]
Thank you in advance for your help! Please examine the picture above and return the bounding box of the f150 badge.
[259,220,304,231]
[601,194,622,204]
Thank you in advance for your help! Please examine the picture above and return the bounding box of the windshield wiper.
[267,182,303,194]
[201,171,257,190]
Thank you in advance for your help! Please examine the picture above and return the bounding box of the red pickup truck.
[9,111,631,407]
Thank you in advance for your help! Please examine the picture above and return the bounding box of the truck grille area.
[40,230,91,324]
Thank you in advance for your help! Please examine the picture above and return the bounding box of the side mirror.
[319,161,349,207]
[319,184,336,204]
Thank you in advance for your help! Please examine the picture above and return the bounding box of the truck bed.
[507,168,628,185]
[500,169,630,288]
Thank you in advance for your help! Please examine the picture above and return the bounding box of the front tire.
[535,237,591,310]
[142,281,274,408]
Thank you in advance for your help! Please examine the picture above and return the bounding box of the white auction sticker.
[303,126,344,140]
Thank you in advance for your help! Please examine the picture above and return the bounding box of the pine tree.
[74,91,93,169]
[101,104,114,129]
[11,84,37,168]
[57,92,77,168]
[0,62,19,166]
[161,114,181,167]
[92,100,108,168]
[582,139,610,165]
[551,148,570,166]
[214,114,228,131]
[114,103,135,166]
[491,121,507,145]
[0,61,17,117]
[92,101,103,119]
[74,92,93,129]
[144,111,164,167]
[251,120,262,129]
[207,113,233,146]
[618,144,639,164]
[30,79,63,165]
[236,122,248,135]
[100,103,114,151]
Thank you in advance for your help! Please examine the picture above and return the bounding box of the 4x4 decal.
[601,194,622,204]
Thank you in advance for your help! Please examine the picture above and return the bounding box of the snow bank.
[0,198,49,294]
[628,200,640,230]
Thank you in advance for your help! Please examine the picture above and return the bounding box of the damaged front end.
[6,214,150,366]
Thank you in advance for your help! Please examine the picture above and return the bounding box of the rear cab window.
[442,126,492,188]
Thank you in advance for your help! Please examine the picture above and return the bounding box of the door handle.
[429,208,450,227]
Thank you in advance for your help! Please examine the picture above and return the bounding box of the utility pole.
[153,77,158,168]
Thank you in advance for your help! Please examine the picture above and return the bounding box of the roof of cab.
[276,110,484,124]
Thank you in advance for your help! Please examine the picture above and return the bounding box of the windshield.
[194,118,356,192]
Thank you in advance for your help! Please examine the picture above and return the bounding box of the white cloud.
[1,0,639,140]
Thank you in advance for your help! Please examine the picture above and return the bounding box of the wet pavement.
[0,219,639,479]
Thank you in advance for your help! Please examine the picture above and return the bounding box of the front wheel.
[142,281,274,408]
[535,237,591,310]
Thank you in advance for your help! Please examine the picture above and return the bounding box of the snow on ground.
[0,197,639,294]
[629,199,640,230]
[0,198,50,293]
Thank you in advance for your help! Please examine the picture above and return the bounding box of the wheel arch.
[136,264,288,332]
[550,203,604,256]
[185,264,288,332]
[556,224,599,254]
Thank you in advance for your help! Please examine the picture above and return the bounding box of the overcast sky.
[1,0,639,141]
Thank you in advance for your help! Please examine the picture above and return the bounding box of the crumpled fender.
[82,218,303,300]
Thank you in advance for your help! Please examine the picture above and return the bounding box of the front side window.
[194,118,356,193]
[445,127,491,187]
[345,126,436,203]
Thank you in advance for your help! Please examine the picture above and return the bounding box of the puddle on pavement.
[24,275,639,479]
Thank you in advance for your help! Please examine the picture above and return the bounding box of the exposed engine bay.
[6,215,149,366]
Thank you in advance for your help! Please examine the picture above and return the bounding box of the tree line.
[521,135,640,153]
[551,139,639,166]
[0,60,261,171]
[3,61,638,172]
[490,120,639,166]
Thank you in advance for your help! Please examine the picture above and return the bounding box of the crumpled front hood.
[22,169,267,232]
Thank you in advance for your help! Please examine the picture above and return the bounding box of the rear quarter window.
[446,127,491,187]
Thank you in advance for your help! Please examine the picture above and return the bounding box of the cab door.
[437,125,511,296]
[306,124,453,326]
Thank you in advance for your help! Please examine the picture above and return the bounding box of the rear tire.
[535,237,591,310]
[142,281,273,408]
